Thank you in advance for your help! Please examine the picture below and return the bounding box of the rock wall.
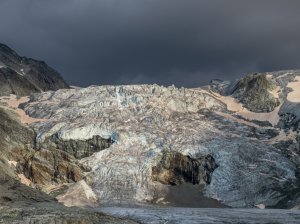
[42,134,112,159]
[152,152,217,185]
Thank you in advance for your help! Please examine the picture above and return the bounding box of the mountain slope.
[0,43,69,96]
[0,45,138,223]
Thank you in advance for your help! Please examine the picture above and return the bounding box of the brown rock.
[152,151,218,186]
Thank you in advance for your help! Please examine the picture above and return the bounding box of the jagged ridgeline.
[0,43,69,96]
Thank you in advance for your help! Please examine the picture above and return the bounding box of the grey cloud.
[1,0,300,87]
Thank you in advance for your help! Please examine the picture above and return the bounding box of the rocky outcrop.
[0,159,134,223]
[14,133,112,187]
[277,113,298,130]
[0,162,53,208]
[42,134,112,159]
[0,107,35,162]
[230,73,280,112]
[0,106,87,188]
[209,79,231,95]
[0,43,69,96]
[17,148,87,188]
[152,152,217,185]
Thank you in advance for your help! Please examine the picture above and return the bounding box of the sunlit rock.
[57,180,98,207]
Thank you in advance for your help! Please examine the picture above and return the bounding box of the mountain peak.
[0,43,69,96]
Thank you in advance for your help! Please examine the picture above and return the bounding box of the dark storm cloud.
[1,0,300,87]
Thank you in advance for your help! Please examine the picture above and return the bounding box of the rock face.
[19,148,87,188]
[42,134,112,159]
[0,96,135,223]
[0,43,69,96]
[0,107,35,158]
[229,73,280,112]
[16,70,300,208]
[152,152,217,185]
[0,67,40,96]
[0,105,87,189]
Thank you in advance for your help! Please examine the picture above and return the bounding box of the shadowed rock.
[42,134,112,159]
[152,152,217,186]
[0,67,40,96]
[0,43,69,96]
[230,73,280,112]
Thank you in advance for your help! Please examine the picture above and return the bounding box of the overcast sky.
[1,0,300,87]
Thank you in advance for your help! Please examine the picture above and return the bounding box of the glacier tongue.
[20,75,300,208]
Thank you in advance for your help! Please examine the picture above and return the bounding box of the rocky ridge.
[0,43,69,96]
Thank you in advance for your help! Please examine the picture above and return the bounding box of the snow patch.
[287,76,300,103]
[19,68,25,76]
[58,124,112,141]
[214,93,281,126]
